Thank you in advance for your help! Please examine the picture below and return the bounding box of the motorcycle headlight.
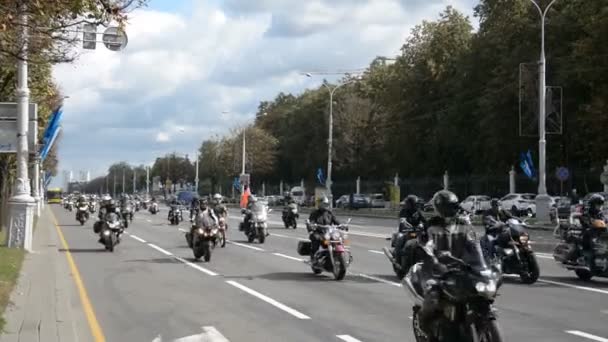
[198,228,205,235]
[331,232,341,240]
[519,235,529,244]
[103,230,111,236]
[475,280,497,297]
[212,229,218,235]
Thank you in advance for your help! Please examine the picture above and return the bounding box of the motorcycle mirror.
[346,218,352,224]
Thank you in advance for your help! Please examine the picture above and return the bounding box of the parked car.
[499,193,536,217]
[555,197,573,219]
[369,193,386,208]
[335,195,350,208]
[460,195,491,214]
[350,194,371,209]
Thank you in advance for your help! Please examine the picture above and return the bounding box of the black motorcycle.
[76,203,90,226]
[383,219,426,279]
[97,212,123,252]
[405,251,503,342]
[121,204,133,228]
[483,218,540,284]
[282,203,299,229]
[168,206,182,225]
[186,225,219,262]
[553,214,608,281]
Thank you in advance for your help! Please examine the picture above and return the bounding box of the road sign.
[555,167,569,182]
[102,27,128,51]
[0,102,38,153]
[82,23,97,50]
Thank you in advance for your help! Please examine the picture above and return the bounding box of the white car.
[500,193,536,216]
[460,195,491,214]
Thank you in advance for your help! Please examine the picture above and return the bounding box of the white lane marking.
[173,255,218,276]
[148,243,172,256]
[348,231,388,238]
[146,219,152,223]
[352,273,402,287]
[601,310,608,315]
[227,240,265,251]
[273,253,305,262]
[565,330,608,342]
[536,254,553,259]
[368,250,384,255]
[337,335,364,342]
[129,234,147,243]
[178,228,188,233]
[538,279,608,295]
[225,280,311,319]
[200,326,230,342]
[271,233,308,241]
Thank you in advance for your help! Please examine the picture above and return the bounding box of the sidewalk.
[0,207,91,342]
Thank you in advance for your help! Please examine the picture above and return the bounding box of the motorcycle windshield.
[251,204,268,222]
[106,213,119,223]
[429,221,487,269]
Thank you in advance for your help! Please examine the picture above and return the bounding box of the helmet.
[490,198,500,209]
[249,195,258,203]
[108,199,116,208]
[320,196,330,209]
[199,199,209,210]
[587,194,605,214]
[432,190,460,218]
[213,193,222,203]
[404,195,418,212]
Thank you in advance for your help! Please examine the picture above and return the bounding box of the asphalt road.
[51,205,608,342]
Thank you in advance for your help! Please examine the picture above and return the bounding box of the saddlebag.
[93,221,102,234]
[297,241,311,256]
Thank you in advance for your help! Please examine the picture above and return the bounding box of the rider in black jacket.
[395,195,428,271]
[307,197,340,261]
[579,194,606,266]
[480,198,513,258]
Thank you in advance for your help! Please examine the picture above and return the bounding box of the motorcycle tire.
[293,220,297,229]
[258,232,265,244]
[411,308,430,342]
[105,234,115,252]
[124,220,129,229]
[203,241,212,262]
[247,234,255,243]
[520,252,540,284]
[79,218,85,226]
[394,255,407,280]
[193,246,204,260]
[474,319,504,342]
[311,265,323,274]
[333,253,347,280]
[575,269,593,281]
[220,231,226,248]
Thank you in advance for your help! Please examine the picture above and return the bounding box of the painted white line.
[352,273,402,287]
[347,230,388,238]
[227,240,265,251]
[271,233,309,241]
[337,335,364,342]
[273,253,305,262]
[565,330,608,342]
[539,279,608,295]
[368,250,384,255]
[173,255,218,276]
[536,254,553,259]
[129,234,147,243]
[226,280,311,319]
[200,326,230,342]
[178,228,188,233]
[146,219,152,223]
[147,243,173,256]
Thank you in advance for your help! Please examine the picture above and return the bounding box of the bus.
[46,188,63,204]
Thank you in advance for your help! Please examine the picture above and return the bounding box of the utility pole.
[133,169,136,194]
[113,174,116,197]
[195,153,199,194]
[529,0,558,222]
[146,166,150,195]
[241,129,246,193]
[8,1,35,250]
[122,167,125,194]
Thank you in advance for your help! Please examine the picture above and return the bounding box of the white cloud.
[52,0,477,178]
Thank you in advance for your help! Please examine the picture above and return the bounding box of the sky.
[51,0,478,185]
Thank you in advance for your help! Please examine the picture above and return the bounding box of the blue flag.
[233,177,241,191]
[316,168,325,185]
[519,150,536,180]
[41,107,62,151]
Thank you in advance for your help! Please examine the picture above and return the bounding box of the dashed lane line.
[226,280,311,320]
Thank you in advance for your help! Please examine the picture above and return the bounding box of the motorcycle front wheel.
[333,253,347,280]
[220,231,226,248]
[203,240,212,262]
[520,252,540,284]
[473,320,504,342]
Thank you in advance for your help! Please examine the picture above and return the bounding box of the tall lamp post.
[529,0,558,223]
[304,73,360,208]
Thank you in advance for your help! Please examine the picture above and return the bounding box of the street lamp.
[304,73,361,208]
[529,0,558,222]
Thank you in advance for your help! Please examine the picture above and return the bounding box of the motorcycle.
[298,219,352,280]
[404,250,504,342]
[142,199,149,210]
[282,203,299,229]
[88,201,97,214]
[187,224,220,262]
[241,204,271,244]
[383,219,427,279]
[76,204,90,225]
[168,206,183,225]
[134,200,141,212]
[483,218,540,284]
[217,216,227,248]
[98,212,123,252]
[553,214,608,281]
[121,203,133,228]
[149,201,159,214]
[66,200,74,212]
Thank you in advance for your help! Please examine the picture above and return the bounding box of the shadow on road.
[125,258,180,264]
[58,248,106,253]
[59,224,87,227]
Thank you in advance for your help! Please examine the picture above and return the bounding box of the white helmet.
[320,196,330,209]
[213,193,222,202]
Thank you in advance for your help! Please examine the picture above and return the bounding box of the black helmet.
[490,198,500,208]
[199,199,209,210]
[588,194,605,213]
[432,190,460,218]
[404,195,418,212]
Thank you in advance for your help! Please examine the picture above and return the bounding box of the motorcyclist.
[95,198,122,236]
[75,195,88,219]
[282,195,299,221]
[480,198,514,258]
[392,195,428,270]
[416,190,486,335]
[241,195,258,231]
[190,196,201,221]
[168,197,180,221]
[213,193,228,219]
[187,199,218,248]
[578,194,606,266]
[307,196,340,261]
